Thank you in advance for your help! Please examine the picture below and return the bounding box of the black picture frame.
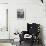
[17,9,24,19]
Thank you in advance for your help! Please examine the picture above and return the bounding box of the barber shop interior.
[0,0,46,46]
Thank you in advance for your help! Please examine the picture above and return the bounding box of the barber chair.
[19,23,41,46]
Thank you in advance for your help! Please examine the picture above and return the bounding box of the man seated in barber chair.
[19,23,41,46]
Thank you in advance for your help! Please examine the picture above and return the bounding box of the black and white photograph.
[17,9,24,18]
[0,0,46,46]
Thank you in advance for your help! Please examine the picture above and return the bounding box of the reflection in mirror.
[0,4,8,31]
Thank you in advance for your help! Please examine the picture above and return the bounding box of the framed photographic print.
[17,9,25,19]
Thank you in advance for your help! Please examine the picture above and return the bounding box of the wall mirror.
[0,3,8,31]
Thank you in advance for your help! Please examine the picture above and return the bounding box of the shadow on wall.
[40,25,45,46]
